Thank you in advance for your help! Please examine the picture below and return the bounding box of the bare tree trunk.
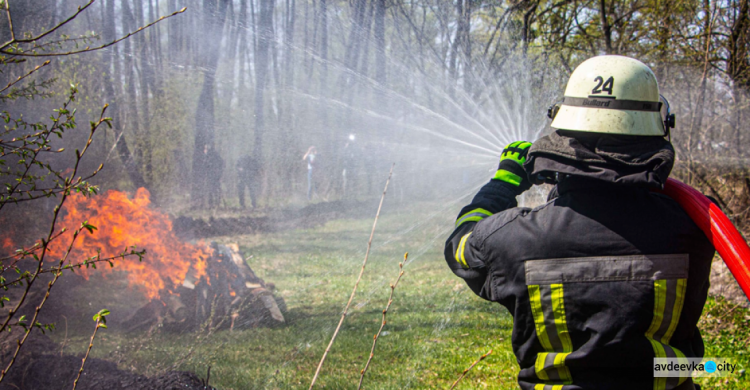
[688,0,714,161]
[599,0,613,53]
[238,0,249,92]
[521,1,538,55]
[319,0,328,93]
[374,0,386,86]
[284,0,297,87]
[727,0,749,156]
[191,0,230,205]
[150,0,163,71]
[462,0,472,92]
[167,0,177,60]
[359,0,374,77]
[250,0,259,61]
[281,0,297,192]
[134,0,154,185]
[448,0,462,84]
[121,0,143,177]
[103,0,146,189]
[226,1,240,106]
[254,0,275,159]
[344,0,368,72]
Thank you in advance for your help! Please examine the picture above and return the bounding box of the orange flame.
[2,237,12,252]
[46,188,209,299]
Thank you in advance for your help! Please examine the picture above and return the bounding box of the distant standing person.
[237,155,261,208]
[205,143,225,208]
[303,146,318,201]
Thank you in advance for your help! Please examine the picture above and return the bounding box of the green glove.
[493,141,532,192]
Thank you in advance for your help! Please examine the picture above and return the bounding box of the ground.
[53,200,749,389]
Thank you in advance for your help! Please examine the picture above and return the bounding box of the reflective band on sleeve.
[492,169,522,186]
[454,232,472,269]
[455,208,493,227]
[646,278,688,390]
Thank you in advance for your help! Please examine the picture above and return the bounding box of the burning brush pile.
[122,242,285,333]
[3,188,284,333]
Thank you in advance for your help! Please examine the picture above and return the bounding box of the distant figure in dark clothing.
[237,155,261,208]
[303,146,318,201]
[205,144,224,208]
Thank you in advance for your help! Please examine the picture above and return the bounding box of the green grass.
[56,201,749,389]
[695,296,750,388]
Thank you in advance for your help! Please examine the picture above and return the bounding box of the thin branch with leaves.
[309,164,395,390]
[72,309,109,390]
[358,253,406,390]
[0,103,123,383]
[0,6,187,58]
[448,349,493,390]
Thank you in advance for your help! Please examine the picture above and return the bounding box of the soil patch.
[0,332,214,390]
[172,199,377,239]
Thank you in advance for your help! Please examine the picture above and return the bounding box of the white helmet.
[549,55,673,136]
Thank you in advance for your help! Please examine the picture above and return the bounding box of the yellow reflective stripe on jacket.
[534,352,571,382]
[646,279,667,342]
[534,384,564,390]
[646,278,688,390]
[528,285,554,351]
[551,284,573,354]
[528,284,573,385]
[664,278,687,343]
[455,208,493,227]
[454,232,472,269]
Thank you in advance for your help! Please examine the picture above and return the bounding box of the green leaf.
[81,221,97,234]
[93,309,110,323]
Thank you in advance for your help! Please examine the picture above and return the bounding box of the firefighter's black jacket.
[445,132,714,390]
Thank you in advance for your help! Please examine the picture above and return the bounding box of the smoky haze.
[1,0,750,388]
[1,0,747,207]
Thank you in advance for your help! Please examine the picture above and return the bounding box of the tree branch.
[448,349,493,390]
[0,0,96,50]
[309,164,394,390]
[0,60,51,94]
[358,253,406,390]
[1,7,187,57]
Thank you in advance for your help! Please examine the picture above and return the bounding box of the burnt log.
[122,242,285,333]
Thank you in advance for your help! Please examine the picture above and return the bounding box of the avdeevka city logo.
[704,360,717,374]
[653,358,738,378]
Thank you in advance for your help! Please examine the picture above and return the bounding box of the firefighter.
[205,143,225,208]
[237,154,261,208]
[445,55,713,390]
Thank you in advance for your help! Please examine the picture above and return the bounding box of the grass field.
[58,201,749,389]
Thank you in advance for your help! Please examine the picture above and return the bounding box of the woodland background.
[2,0,750,217]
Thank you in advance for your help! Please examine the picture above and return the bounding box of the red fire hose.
[661,178,750,300]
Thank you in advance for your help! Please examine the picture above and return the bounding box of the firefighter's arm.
[444,141,532,299]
